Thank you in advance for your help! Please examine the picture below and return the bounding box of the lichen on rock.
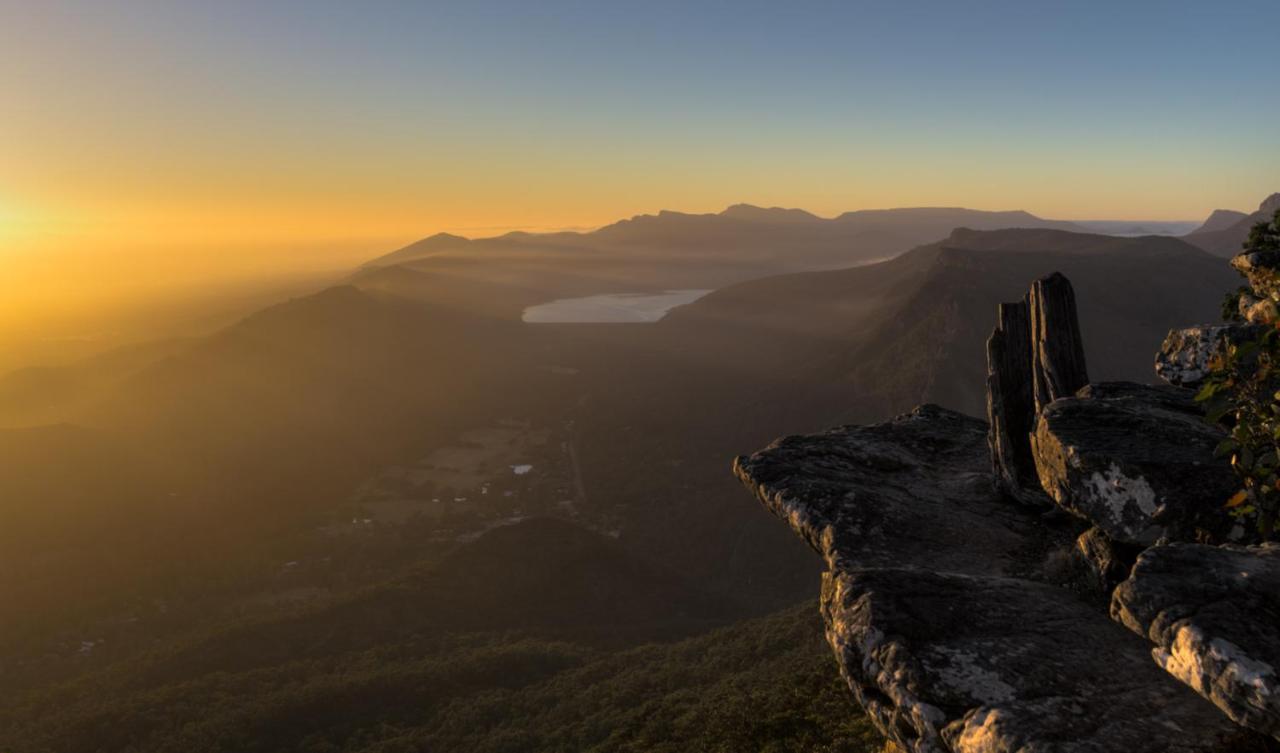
[735,406,1260,751]
[1032,382,1237,545]
[1113,543,1280,741]
[1155,324,1266,388]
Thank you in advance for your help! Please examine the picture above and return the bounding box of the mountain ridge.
[363,203,1089,271]
[1185,191,1280,257]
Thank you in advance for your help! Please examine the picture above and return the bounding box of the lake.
[522,289,714,323]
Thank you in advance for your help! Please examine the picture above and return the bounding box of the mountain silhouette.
[1185,192,1280,256]
[361,204,1088,300]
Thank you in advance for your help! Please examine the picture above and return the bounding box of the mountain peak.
[360,232,471,268]
[419,232,471,245]
[1260,193,1280,215]
[1194,209,1250,234]
[719,204,821,223]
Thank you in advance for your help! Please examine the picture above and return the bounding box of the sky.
[1,0,1279,320]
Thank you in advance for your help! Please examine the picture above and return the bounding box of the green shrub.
[1198,209,1280,540]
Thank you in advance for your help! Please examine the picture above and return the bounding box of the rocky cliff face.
[735,249,1280,749]
[735,405,1256,751]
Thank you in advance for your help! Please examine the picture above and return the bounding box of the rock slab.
[1113,543,1280,741]
[1032,382,1237,545]
[735,405,1259,752]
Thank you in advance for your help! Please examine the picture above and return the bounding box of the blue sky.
[1,0,1277,290]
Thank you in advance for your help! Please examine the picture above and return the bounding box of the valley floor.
[0,603,881,753]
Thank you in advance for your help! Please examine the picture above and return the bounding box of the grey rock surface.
[1113,543,1280,741]
[735,405,1260,752]
[1156,324,1266,387]
[735,404,1040,577]
[824,567,1253,753]
[1032,381,1237,545]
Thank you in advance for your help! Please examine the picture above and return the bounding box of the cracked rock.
[1032,382,1237,545]
[1155,324,1266,388]
[735,405,1262,752]
[1113,543,1280,741]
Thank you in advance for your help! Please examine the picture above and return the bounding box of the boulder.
[1032,382,1238,545]
[1155,324,1266,388]
[1113,543,1280,741]
[1232,249,1280,301]
[735,405,1262,752]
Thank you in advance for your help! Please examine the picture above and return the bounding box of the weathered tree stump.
[986,272,1088,504]
[1030,272,1090,415]
[986,298,1042,502]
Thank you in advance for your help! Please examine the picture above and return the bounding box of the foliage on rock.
[1247,209,1280,253]
[1198,210,1280,540]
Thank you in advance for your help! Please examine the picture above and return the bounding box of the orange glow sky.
[2,1,1278,336]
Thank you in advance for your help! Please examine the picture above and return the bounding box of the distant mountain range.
[1184,192,1280,257]
[354,199,1276,316]
[359,205,1089,302]
[0,198,1267,752]
[367,204,1090,268]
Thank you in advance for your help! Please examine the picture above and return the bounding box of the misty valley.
[6,3,1280,749]
[3,193,1279,752]
[521,290,713,323]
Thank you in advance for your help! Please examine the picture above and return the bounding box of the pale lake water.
[522,289,714,323]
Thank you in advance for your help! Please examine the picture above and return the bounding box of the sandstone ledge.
[1113,543,1280,741]
[734,405,1263,752]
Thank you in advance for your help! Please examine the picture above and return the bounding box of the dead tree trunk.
[986,298,1042,502]
[1030,272,1090,415]
[986,272,1088,504]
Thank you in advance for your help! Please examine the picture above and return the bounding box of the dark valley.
[3,195,1275,752]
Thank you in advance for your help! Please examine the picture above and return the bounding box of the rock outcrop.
[1113,543,1280,740]
[737,257,1280,749]
[734,405,1259,752]
[735,406,1040,579]
[1156,324,1265,388]
[1032,382,1237,545]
